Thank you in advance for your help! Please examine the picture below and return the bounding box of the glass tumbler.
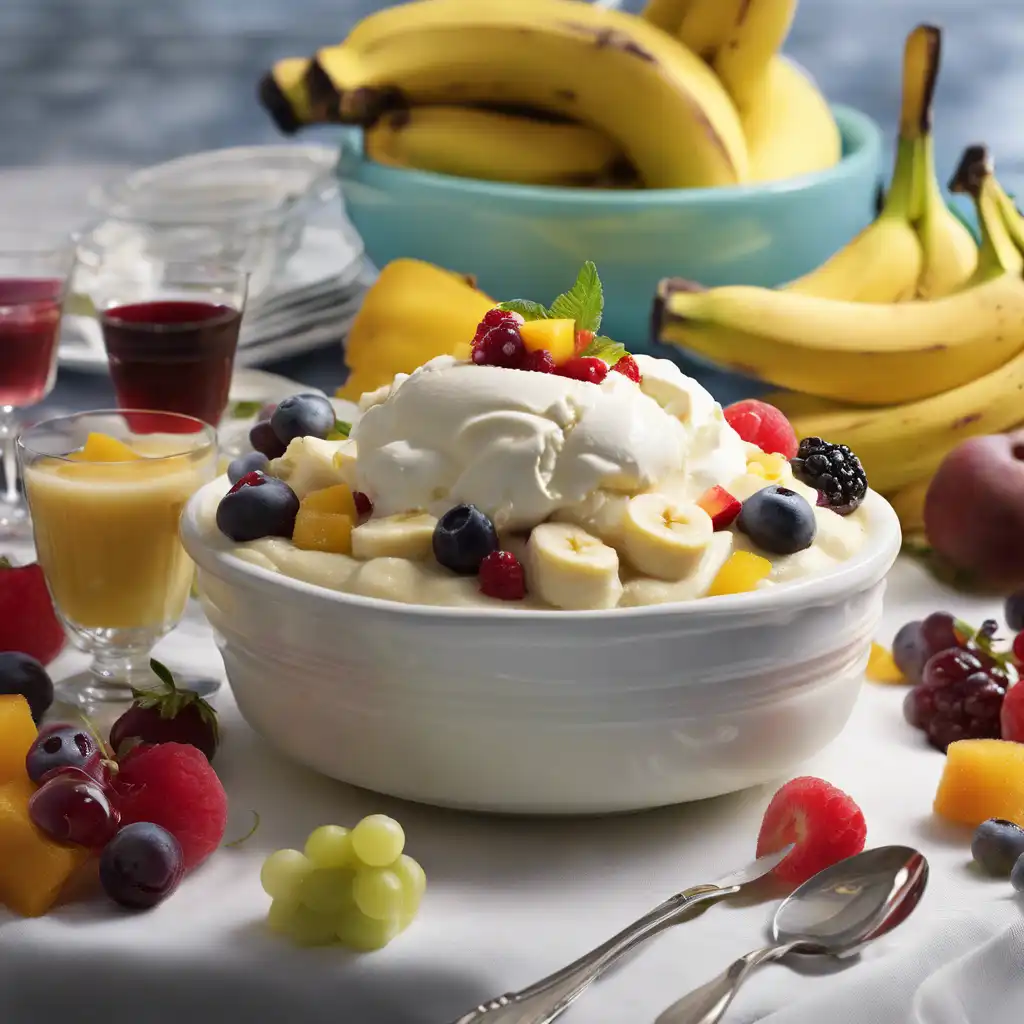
[19,410,218,707]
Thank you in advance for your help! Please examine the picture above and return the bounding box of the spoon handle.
[449,884,735,1024]
[654,941,801,1024]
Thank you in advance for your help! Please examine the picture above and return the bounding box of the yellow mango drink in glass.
[18,410,217,706]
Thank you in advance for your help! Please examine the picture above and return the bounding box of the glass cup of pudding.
[18,410,218,707]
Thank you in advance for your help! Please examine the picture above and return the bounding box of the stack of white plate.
[58,145,370,372]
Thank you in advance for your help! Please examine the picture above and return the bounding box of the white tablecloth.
[1,554,1022,1024]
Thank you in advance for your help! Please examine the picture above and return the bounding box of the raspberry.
[723,400,799,459]
[611,354,642,383]
[522,349,557,374]
[1001,682,1024,742]
[471,323,526,369]
[353,491,373,518]
[756,776,867,884]
[472,308,523,344]
[556,357,608,385]
[113,743,228,871]
[478,551,526,601]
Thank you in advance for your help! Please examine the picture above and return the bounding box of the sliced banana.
[270,436,353,499]
[351,511,438,560]
[526,522,623,610]
[621,493,713,581]
[331,438,359,490]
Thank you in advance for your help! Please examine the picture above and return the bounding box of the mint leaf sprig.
[497,261,607,336]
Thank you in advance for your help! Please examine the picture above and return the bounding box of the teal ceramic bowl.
[338,105,882,402]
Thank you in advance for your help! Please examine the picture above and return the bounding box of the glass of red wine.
[0,231,77,537]
[96,262,249,429]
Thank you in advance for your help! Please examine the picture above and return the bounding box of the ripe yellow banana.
[884,476,930,533]
[364,106,627,186]
[712,0,798,115]
[676,0,746,61]
[743,57,842,184]
[902,26,977,297]
[259,57,316,133]
[653,149,1024,406]
[640,0,694,36]
[308,0,750,189]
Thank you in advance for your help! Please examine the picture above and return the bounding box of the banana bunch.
[259,0,838,189]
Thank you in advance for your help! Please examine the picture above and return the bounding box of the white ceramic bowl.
[181,485,901,814]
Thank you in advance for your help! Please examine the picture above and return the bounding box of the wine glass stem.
[0,406,21,506]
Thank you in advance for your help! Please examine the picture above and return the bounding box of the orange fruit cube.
[707,551,772,597]
[68,432,141,462]
[0,695,37,785]
[301,484,358,521]
[866,642,905,684]
[0,778,89,917]
[520,319,577,365]
[292,509,353,554]
[934,739,1024,827]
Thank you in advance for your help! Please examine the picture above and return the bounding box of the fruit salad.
[202,265,873,611]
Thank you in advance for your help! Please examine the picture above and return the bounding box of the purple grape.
[100,822,184,910]
[892,620,927,683]
[920,611,960,657]
[249,420,287,460]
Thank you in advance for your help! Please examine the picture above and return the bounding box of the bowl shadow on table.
[218,718,789,892]
[0,942,486,1024]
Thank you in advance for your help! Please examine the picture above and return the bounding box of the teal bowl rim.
[338,104,883,206]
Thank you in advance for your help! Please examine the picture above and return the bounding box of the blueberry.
[100,822,184,910]
[1006,590,1024,633]
[433,504,499,575]
[216,471,299,542]
[227,450,270,485]
[0,651,54,723]
[25,724,101,784]
[1012,853,1024,893]
[736,485,817,555]
[249,419,287,460]
[271,393,336,446]
[971,818,1024,876]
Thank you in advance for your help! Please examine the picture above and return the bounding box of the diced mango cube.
[0,778,89,917]
[68,432,141,462]
[292,509,353,554]
[301,484,358,521]
[451,340,472,361]
[707,551,772,597]
[0,695,37,785]
[866,642,905,684]
[934,739,1024,827]
[519,318,577,365]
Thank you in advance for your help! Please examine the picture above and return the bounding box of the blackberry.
[790,437,867,515]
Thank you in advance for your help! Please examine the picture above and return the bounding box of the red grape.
[29,774,120,848]
[921,647,984,689]
[920,611,961,656]
[924,672,1006,752]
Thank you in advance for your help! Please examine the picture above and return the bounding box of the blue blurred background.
[3,0,1024,196]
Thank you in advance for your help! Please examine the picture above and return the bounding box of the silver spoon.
[655,845,929,1024]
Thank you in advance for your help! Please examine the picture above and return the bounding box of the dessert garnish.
[0,556,66,668]
[791,437,868,516]
[471,262,635,379]
[432,504,499,576]
[260,814,426,950]
[723,399,799,459]
[757,776,867,885]
[216,470,300,542]
[109,659,220,762]
[736,485,817,555]
[695,486,742,532]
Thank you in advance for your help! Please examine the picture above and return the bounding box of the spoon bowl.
[772,845,929,956]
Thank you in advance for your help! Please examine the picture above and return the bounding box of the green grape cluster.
[259,814,426,949]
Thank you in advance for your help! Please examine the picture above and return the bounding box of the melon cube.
[0,778,89,917]
[934,739,1024,827]
[519,318,577,365]
[292,509,353,555]
[0,695,37,785]
[707,551,772,597]
[301,484,358,521]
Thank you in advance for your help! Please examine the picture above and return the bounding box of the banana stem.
[899,24,942,140]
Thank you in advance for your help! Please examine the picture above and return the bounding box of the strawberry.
[0,556,65,665]
[109,659,219,761]
[610,354,642,384]
[756,776,867,884]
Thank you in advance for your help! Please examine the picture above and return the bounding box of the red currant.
[521,350,557,374]
[556,357,608,384]
[472,323,527,369]
[611,354,642,383]
[479,551,526,601]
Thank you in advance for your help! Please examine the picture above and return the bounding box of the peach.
[924,431,1024,589]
